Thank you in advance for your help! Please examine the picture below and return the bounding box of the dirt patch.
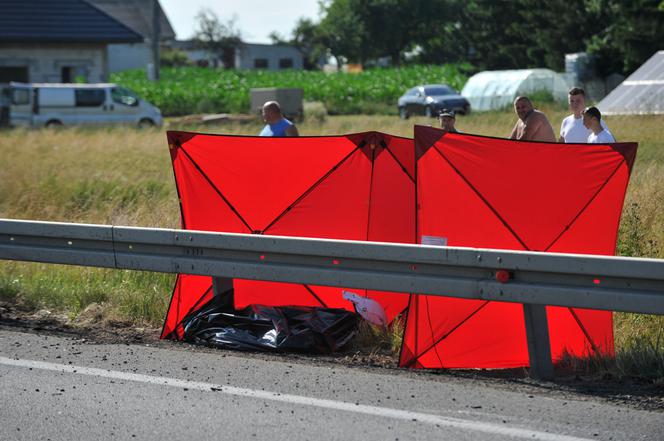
[1,298,662,412]
[0,299,160,344]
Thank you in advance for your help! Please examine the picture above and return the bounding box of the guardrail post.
[212,277,233,297]
[522,304,554,380]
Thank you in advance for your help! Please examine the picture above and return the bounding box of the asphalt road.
[0,328,662,441]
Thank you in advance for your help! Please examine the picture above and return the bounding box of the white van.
[7,82,163,128]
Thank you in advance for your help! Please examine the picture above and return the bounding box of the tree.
[409,0,467,64]
[277,0,663,76]
[192,9,242,69]
[270,18,326,70]
[318,0,368,66]
[457,0,531,70]
[361,0,430,66]
[586,0,664,76]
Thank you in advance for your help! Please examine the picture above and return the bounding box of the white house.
[169,40,304,71]
[0,0,143,83]
[235,43,303,70]
[87,0,176,73]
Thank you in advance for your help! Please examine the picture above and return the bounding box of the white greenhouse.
[461,69,571,111]
[598,50,664,115]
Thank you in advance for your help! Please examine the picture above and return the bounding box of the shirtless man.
[509,96,556,142]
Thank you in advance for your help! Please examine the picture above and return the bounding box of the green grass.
[111,64,471,116]
[0,262,173,324]
[0,111,662,377]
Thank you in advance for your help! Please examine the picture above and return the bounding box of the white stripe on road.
[0,355,591,441]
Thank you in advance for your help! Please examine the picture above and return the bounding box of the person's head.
[582,106,602,131]
[514,96,534,121]
[568,87,586,116]
[261,101,282,124]
[438,109,456,132]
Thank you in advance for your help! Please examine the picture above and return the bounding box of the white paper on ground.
[342,290,387,326]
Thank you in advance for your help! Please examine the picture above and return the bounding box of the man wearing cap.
[509,96,556,142]
[438,109,460,133]
[560,87,612,143]
[259,100,299,137]
[582,106,616,143]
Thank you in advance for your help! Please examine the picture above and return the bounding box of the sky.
[159,0,322,43]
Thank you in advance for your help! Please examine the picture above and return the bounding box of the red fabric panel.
[367,141,415,244]
[364,135,415,318]
[547,164,630,255]
[416,143,525,249]
[177,134,358,231]
[544,165,630,359]
[568,308,615,355]
[401,126,636,369]
[164,132,416,338]
[265,149,372,238]
[238,138,414,317]
[172,149,253,233]
[161,274,213,339]
[232,280,343,308]
[235,148,371,311]
[424,131,630,251]
[411,301,528,368]
[384,134,415,181]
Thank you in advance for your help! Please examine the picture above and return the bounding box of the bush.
[303,101,328,123]
[160,48,190,68]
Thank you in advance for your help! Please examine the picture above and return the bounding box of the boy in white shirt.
[583,106,616,143]
[560,87,611,143]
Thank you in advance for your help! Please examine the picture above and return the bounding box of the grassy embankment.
[0,109,662,377]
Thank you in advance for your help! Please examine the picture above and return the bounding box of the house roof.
[85,0,175,41]
[0,0,143,43]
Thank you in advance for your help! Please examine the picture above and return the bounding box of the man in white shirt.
[559,87,611,143]
[583,106,616,143]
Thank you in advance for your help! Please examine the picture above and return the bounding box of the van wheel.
[398,107,409,120]
[45,120,62,128]
[424,106,434,118]
[138,118,155,128]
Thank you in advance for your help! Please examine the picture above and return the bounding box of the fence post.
[522,303,554,379]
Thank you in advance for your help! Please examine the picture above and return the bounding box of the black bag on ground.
[181,293,358,353]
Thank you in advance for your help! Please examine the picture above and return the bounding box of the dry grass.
[0,127,178,226]
[0,110,663,376]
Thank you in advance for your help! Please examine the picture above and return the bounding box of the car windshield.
[424,86,454,96]
[111,87,139,107]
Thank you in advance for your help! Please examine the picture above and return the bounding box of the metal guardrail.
[1,218,664,378]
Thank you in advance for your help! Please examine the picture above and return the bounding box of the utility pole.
[152,0,161,80]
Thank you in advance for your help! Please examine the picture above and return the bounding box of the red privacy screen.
[162,131,414,340]
[399,125,637,369]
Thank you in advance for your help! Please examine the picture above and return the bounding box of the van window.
[12,88,30,105]
[75,89,106,107]
[111,87,139,107]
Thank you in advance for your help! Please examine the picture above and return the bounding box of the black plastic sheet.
[182,293,358,353]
